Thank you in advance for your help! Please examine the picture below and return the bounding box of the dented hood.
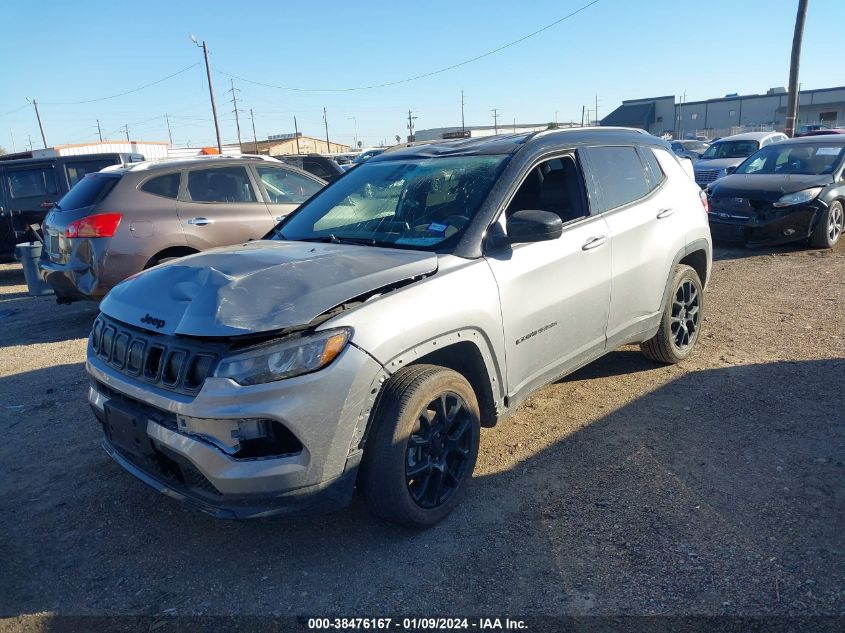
[101,240,438,337]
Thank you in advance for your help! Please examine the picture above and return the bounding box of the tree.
[0,146,7,155]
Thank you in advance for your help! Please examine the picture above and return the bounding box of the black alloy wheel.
[406,392,474,509]
[671,279,701,351]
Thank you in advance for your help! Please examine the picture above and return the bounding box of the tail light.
[699,189,710,215]
[65,213,122,238]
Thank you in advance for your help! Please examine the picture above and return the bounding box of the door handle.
[187,217,212,226]
[582,235,607,251]
[656,208,675,219]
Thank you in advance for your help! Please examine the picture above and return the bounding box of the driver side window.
[504,155,588,224]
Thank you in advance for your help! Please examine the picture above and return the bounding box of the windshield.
[736,143,845,175]
[273,154,510,251]
[701,140,759,159]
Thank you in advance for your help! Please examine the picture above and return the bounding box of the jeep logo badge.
[140,313,166,329]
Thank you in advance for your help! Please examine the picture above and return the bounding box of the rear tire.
[360,365,480,528]
[809,200,843,249]
[641,264,704,364]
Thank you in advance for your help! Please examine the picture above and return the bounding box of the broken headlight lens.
[215,328,351,386]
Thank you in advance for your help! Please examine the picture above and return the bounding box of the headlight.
[773,187,823,208]
[215,328,351,385]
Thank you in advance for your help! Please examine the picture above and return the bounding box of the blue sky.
[0,0,837,151]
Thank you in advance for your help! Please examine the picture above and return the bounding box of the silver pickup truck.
[86,128,712,527]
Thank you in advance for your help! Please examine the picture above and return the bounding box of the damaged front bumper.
[707,203,821,246]
[87,340,386,518]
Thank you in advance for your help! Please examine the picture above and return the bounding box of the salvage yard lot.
[1,243,843,620]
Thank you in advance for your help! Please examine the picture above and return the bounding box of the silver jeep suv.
[86,128,712,527]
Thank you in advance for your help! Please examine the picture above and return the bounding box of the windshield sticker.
[427,222,448,234]
[394,237,443,246]
[815,147,842,156]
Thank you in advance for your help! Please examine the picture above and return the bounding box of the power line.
[0,104,30,118]
[216,0,601,92]
[39,63,201,105]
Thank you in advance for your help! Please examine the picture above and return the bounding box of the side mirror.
[506,209,562,243]
[725,166,737,175]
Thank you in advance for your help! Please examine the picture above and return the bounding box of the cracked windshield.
[275,155,509,250]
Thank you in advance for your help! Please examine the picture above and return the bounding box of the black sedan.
[706,136,845,248]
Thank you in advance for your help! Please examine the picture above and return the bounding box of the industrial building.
[240,133,349,156]
[0,140,170,162]
[601,85,845,139]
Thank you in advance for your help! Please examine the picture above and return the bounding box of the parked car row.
[39,155,325,301]
[0,152,142,261]
[21,125,842,528]
[705,135,845,248]
[693,131,788,187]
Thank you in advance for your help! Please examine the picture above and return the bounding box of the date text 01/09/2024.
[306,618,529,630]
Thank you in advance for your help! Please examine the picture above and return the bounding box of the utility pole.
[9,129,15,153]
[27,135,33,151]
[123,124,130,142]
[461,90,466,134]
[513,117,517,133]
[595,94,599,125]
[28,98,47,148]
[294,116,301,154]
[192,36,223,153]
[250,108,258,153]
[407,109,417,141]
[165,113,173,146]
[227,79,243,146]
[491,108,500,134]
[96,119,103,142]
[581,105,586,127]
[323,107,331,153]
[348,116,358,149]
[785,0,809,137]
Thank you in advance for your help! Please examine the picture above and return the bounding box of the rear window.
[57,174,120,210]
[65,160,116,187]
[140,173,181,199]
[582,146,651,212]
[640,147,666,189]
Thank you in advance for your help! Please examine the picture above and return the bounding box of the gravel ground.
[0,243,843,625]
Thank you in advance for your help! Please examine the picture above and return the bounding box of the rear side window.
[303,159,334,179]
[57,174,120,209]
[639,147,666,190]
[7,167,59,199]
[582,146,650,212]
[65,160,115,187]
[257,166,323,204]
[187,167,256,203]
[141,173,181,199]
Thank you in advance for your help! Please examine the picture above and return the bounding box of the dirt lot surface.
[1,243,843,625]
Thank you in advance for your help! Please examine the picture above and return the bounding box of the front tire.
[360,365,480,528]
[641,264,704,364]
[809,200,843,249]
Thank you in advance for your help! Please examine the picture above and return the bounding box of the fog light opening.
[233,419,303,459]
